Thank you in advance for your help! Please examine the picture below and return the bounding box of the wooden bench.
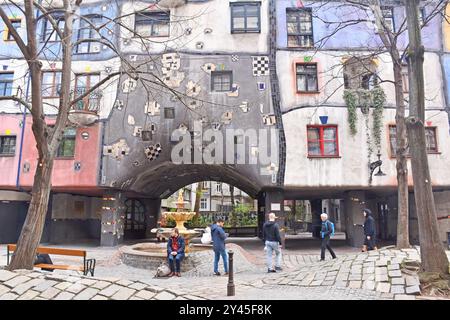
[7,245,96,277]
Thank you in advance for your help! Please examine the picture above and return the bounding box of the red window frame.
[307,125,339,158]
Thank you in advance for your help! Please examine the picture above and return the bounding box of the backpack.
[327,220,335,237]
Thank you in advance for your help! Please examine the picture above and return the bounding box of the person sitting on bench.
[167,228,185,277]
[34,253,54,272]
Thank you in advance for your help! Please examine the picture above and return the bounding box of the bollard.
[227,250,235,296]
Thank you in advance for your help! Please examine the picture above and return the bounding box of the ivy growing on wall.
[371,87,386,152]
[343,90,358,136]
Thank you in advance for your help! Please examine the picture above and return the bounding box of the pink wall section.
[0,114,101,190]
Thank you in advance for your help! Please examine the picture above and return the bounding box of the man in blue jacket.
[320,213,336,261]
[167,228,185,277]
[211,219,228,276]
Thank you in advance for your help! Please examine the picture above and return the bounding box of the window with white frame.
[200,198,208,210]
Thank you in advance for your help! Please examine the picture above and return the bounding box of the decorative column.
[100,192,126,246]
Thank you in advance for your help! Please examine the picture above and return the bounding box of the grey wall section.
[101,53,279,198]
[49,220,101,244]
[0,201,51,244]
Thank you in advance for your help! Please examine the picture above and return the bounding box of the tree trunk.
[393,61,410,249]
[405,0,449,274]
[193,183,202,217]
[7,156,54,270]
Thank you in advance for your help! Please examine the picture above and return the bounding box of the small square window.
[57,128,76,158]
[0,135,16,155]
[164,107,175,119]
[307,125,339,157]
[0,72,14,96]
[211,71,232,92]
[230,2,261,33]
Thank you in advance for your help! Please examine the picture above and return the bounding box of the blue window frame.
[230,2,261,33]
[0,73,13,96]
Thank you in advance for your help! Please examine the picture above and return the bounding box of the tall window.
[230,2,261,33]
[381,6,394,32]
[74,73,100,111]
[57,128,76,157]
[5,19,21,41]
[401,64,409,94]
[134,11,170,37]
[0,73,13,96]
[296,63,318,92]
[389,125,438,155]
[307,125,339,157]
[0,136,16,155]
[76,15,102,54]
[286,8,313,48]
[200,198,208,210]
[42,17,65,42]
[419,8,426,26]
[42,71,62,98]
[216,183,222,193]
[211,71,232,92]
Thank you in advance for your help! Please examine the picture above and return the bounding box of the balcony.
[68,87,102,127]
[157,0,186,8]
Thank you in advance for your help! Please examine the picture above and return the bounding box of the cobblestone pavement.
[1,242,449,300]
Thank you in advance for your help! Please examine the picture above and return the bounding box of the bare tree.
[405,0,449,274]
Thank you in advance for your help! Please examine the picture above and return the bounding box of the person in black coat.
[363,209,376,251]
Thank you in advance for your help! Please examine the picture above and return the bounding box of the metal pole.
[227,250,235,296]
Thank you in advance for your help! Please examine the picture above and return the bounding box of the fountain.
[119,189,206,271]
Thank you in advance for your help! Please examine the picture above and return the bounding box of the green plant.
[372,86,386,152]
[343,90,358,136]
[166,216,176,227]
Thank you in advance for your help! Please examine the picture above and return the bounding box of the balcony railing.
[72,87,102,113]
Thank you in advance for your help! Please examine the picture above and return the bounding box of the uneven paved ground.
[1,238,449,300]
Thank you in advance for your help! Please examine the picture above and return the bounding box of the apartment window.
[381,6,394,32]
[296,63,318,92]
[76,15,102,54]
[389,125,438,155]
[211,71,232,92]
[5,19,21,41]
[216,183,222,193]
[42,71,62,98]
[419,8,426,26]
[164,107,175,119]
[401,64,409,94]
[202,181,209,189]
[42,17,65,42]
[74,73,100,111]
[200,198,208,210]
[307,125,339,157]
[286,8,313,48]
[134,11,170,37]
[0,73,13,96]
[57,128,76,158]
[0,136,16,155]
[230,2,261,33]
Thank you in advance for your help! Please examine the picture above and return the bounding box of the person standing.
[211,219,228,276]
[362,209,376,251]
[167,228,185,277]
[263,212,282,273]
[320,213,336,261]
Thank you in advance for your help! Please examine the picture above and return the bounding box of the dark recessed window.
[307,125,338,157]
[0,73,14,96]
[42,71,62,98]
[230,2,261,33]
[296,63,318,92]
[0,136,16,155]
[6,19,21,41]
[389,125,438,155]
[57,128,76,158]
[76,15,103,54]
[164,107,175,119]
[211,71,232,92]
[286,8,313,48]
[135,11,170,37]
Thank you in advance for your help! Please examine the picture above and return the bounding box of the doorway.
[124,199,146,239]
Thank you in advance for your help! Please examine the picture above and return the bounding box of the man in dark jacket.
[263,212,282,273]
[211,219,228,276]
[167,228,185,277]
[363,209,376,251]
[320,213,336,261]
